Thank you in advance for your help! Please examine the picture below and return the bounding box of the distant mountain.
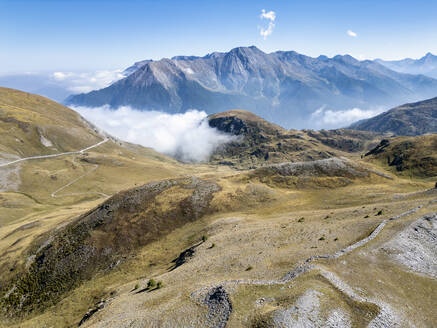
[350,96,437,136]
[66,46,437,129]
[376,53,437,79]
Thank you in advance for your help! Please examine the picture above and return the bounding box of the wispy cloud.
[347,30,357,37]
[311,106,384,128]
[52,70,125,94]
[71,106,236,162]
[259,9,276,40]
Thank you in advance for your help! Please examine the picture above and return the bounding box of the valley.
[0,88,436,327]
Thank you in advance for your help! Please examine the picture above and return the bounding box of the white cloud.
[311,106,384,128]
[347,30,357,37]
[71,106,236,162]
[260,9,276,21]
[51,70,125,94]
[259,9,276,40]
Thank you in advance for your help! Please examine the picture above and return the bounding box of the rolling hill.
[350,96,437,135]
[66,46,437,128]
[208,110,380,168]
[364,134,437,177]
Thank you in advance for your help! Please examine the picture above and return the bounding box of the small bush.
[376,210,383,216]
[246,265,253,271]
[209,243,215,249]
[324,215,330,219]
[298,217,305,223]
[364,215,369,218]
[147,279,156,289]
[334,237,338,241]
[156,281,163,289]
[319,236,325,241]
[201,235,208,242]
[134,283,139,290]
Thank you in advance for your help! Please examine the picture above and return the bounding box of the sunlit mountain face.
[66,46,437,129]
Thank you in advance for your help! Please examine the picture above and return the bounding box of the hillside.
[350,96,437,135]
[364,134,437,177]
[0,89,436,328]
[208,110,380,168]
[0,87,104,157]
[0,88,217,226]
[66,46,437,128]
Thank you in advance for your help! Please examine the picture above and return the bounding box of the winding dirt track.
[0,138,110,199]
[0,139,108,168]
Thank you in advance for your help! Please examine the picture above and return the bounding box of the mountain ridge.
[66,46,437,129]
[350,96,437,135]
[376,52,437,78]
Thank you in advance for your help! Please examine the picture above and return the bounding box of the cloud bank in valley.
[72,106,236,162]
[311,106,384,128]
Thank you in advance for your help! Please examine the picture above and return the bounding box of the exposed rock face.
[0,177,220,315]
[350,96,437,136]
[273,289,353,328]
[381,213,437,278]
[66,46,437,128]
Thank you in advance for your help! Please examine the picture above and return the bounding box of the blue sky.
[1,0,437,73]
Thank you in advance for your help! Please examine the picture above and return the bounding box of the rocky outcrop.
[381,213,437,278]
[203,286,232,328]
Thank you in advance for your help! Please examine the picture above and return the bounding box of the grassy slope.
[364,134,437,178]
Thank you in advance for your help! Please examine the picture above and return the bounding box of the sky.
[1,0,437,74]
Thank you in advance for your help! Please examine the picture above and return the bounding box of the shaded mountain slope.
[350,96,437,135]
[66,46,437,128]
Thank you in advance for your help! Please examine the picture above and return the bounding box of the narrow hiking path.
[50,157,109,199]
[0,139,109,168]
[192,204,427,328]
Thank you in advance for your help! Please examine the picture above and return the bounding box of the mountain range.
[376,52,437,79]
[66,46,437,129]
